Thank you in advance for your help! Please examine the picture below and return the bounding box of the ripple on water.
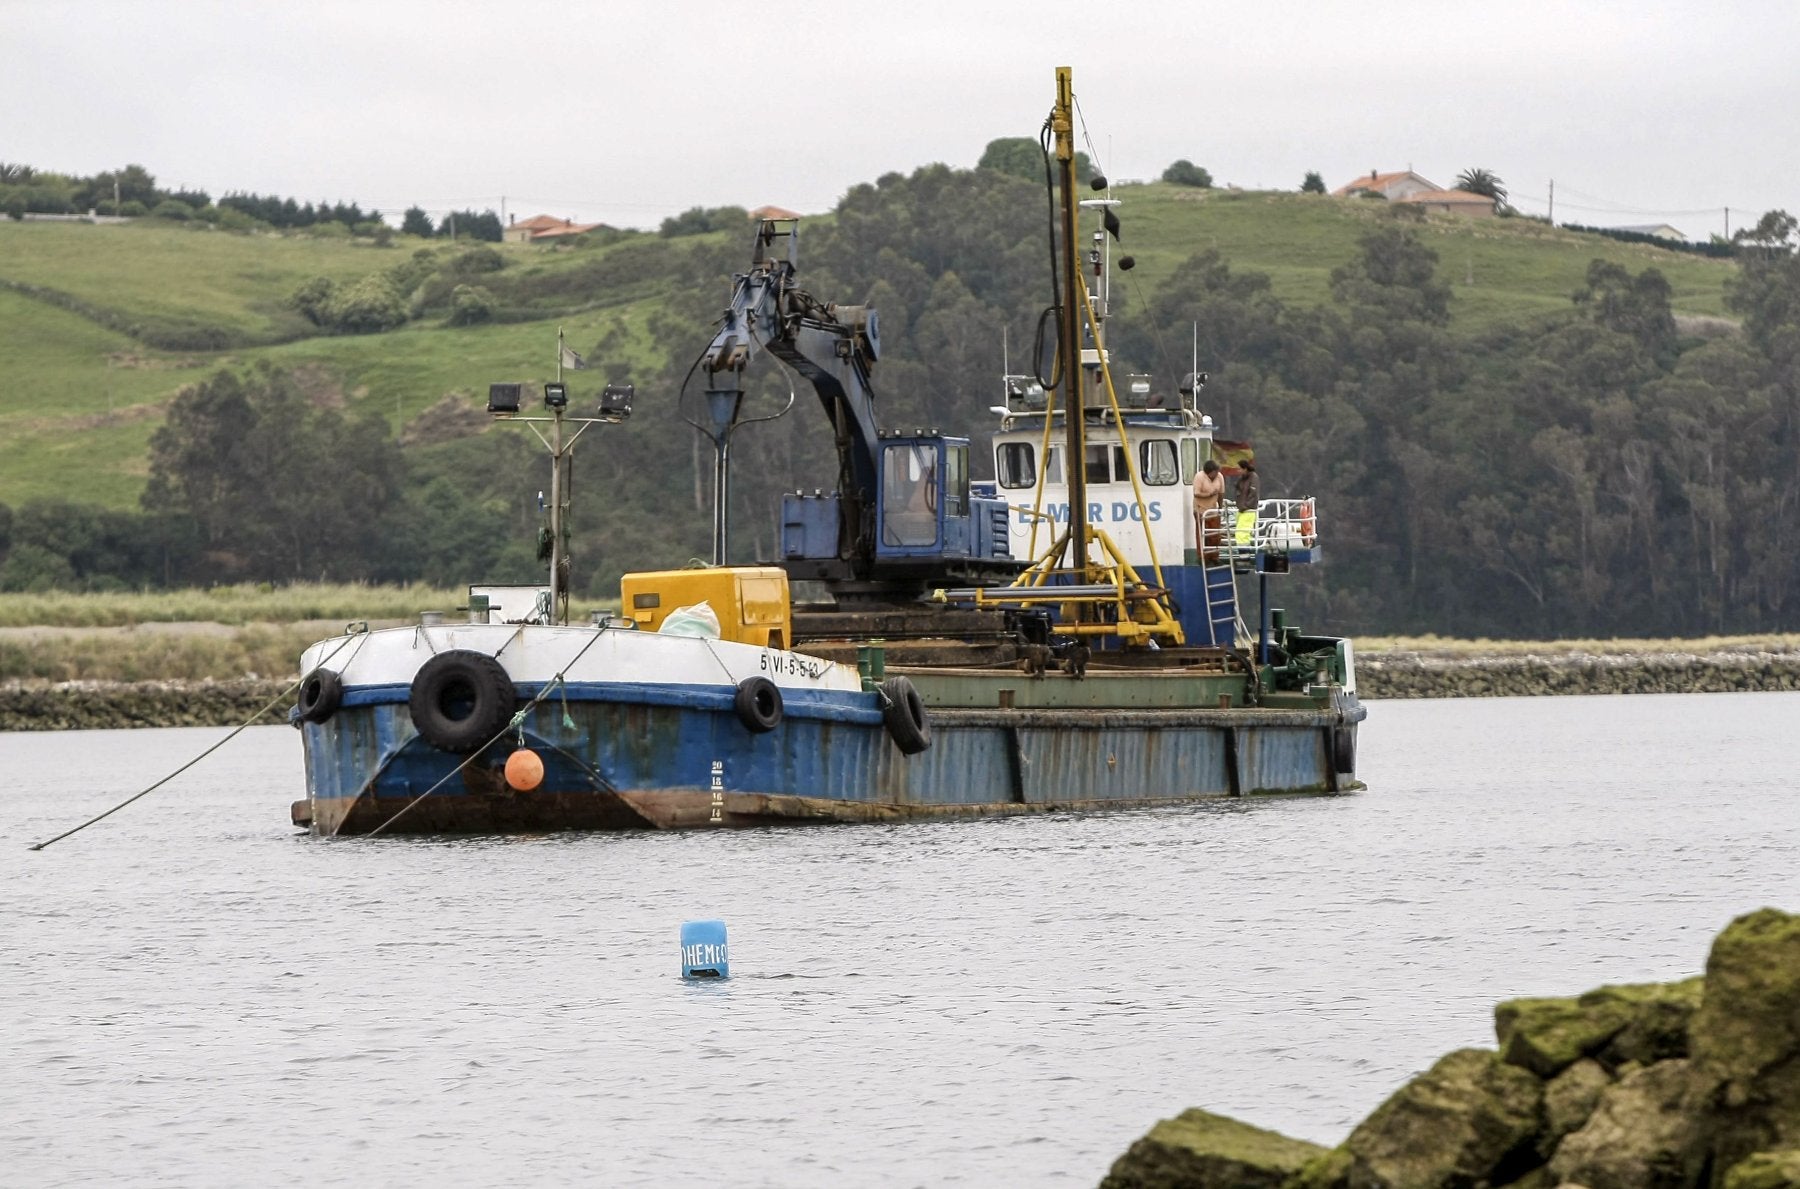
[2,694,1798,1186]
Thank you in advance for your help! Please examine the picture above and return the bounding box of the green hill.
[0,185,1737,511]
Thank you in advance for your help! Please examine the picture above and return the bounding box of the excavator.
[689,217,1032,651]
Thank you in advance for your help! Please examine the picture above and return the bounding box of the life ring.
[409,650,517,754]
[879,675,932,755]
[1332,724,1356,774]
[295,666,343,725]
[1300,498,1317,546]
[733,676,784,733]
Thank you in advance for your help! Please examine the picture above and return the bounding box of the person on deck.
[1233,459,1259,547]
[1193,459,1225,557]
[1234,459,1259,510]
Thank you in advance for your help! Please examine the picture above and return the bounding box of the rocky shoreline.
[0,678,293,731]
[1,645,1798,730]
[1359,647,1800,699]
[1103,908,1800,1189]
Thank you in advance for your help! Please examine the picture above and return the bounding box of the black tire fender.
[295,667,343,725]
[1332,724,1356,774]
[733,676,784,733]
[880,675,931,755]
[409,650,517,754]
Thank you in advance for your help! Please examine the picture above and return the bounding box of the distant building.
[1332,170,1441,202]
[1616,223,1687,242]
[1332,171,1497,218]
[505,213,606,244]
[1399,189,1497,218]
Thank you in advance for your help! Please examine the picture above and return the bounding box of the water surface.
[4,693,1796,1186]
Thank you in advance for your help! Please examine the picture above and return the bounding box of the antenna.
[483,337,634,624]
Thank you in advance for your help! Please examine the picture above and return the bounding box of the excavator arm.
[701,219,884,568]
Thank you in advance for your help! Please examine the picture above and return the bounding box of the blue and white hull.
[292,622,1361,836]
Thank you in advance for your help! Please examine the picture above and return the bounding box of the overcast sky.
[6,0,1794,238]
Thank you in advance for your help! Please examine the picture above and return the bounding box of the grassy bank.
[0,582,481,627]
[1359,633,1800,657]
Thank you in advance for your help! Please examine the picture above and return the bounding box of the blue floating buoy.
[680,919,729,980]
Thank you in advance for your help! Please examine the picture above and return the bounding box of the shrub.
[353,219,391,240]
[215,206,258,232]
[383,248,440,297]
[1162,159,1213,188]
[327,274,407,332]
[28,187,76,213]
[659,205,749,237]
[287,276,338,327]
[4,193,23,220]
[447,284,495,326]
[0,543,77,592]
[118,199,148,216]
[151,199,194,221]
[452,245,506,274]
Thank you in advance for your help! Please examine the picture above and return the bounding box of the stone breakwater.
[0,679,292,731]
[1359,647,1800,700]
[1102,908,1800,1189]
[2,646,1798,731]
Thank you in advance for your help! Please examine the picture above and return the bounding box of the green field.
[1114,185,1733,325]
[0,193,1738,510]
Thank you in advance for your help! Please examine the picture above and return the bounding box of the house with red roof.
[505,213,606,244]
[1333,170,1497,218]
[1333,170,1441,201]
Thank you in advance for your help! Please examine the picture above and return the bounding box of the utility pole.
[1547,179,1554,226]
[1725,207,1731,239]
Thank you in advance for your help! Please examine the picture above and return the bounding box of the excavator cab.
[779,434,1015,584]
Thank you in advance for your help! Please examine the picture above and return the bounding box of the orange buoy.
[504,748,545,791]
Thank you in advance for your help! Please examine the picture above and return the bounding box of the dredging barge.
[290,68,1364,836]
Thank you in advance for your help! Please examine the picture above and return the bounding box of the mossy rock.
[1330,1048,1544,1189]
[1693,909,1800,1088]
[1693,909,1800,1177]
[1599,978,1704,1067]
[1285,1144,1352,1189]
[1495,977,1702,1079]
[1548,1058,1707,1189]
[1542,1058,1614,1155]
[1496,993,1638,1078]
[1724,1150,1800,1189]
[1099,1107,1327,1189]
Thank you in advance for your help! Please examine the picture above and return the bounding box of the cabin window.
[1044,447,1065,485]
[1084,444,1132,484]
[1140,439,1179,485]
[944,443,969,516]
[1180,438,1199,483]
[997,442,1035,489]
[880,443,941,548]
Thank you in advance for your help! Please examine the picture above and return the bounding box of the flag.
[560,344,587,371]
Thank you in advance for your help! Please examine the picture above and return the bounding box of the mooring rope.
[362,629,607,838]
[28,625,369,852]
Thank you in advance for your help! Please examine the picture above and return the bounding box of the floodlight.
[487,383,522,414]
[599,383,634,421]
[543,382,568,410]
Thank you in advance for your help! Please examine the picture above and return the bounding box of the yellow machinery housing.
[619,566,792,648]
